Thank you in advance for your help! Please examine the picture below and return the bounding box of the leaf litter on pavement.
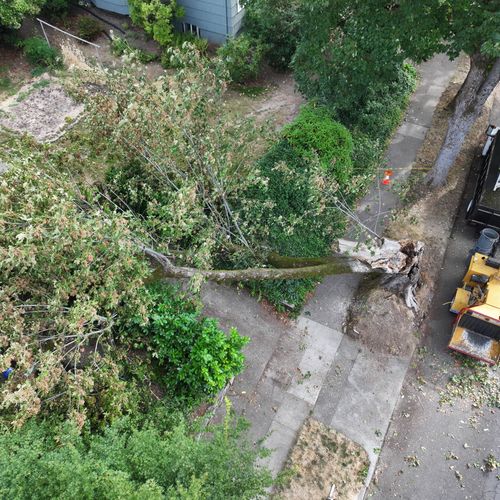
[438,355,499,409]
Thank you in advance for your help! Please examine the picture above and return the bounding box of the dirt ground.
[0,76,83,142]
[0,46,32,101]
[224,68,304,130]
[346,56,496,357]
[277,418,369,500]
[1,8,301,144]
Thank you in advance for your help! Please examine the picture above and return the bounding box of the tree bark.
[426,54,500,188]
[141,238,423,282]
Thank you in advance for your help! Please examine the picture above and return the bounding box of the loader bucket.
[449,326,500,365]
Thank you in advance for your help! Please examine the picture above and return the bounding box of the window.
[236,0,243,13]
[182,22,200,37]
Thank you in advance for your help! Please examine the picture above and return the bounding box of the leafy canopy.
[77,46,265,271]
[0,157,149,428]
[293,0,405,117]
[0,0,46,29]
[293,0,498,120]
[395,0,500,60]
[128,0,184,48]
[0,411,272,499]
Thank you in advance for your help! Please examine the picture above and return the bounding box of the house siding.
[228,0,244,36]
[176,0,229,44]
[93,0,244,44]
[93,0,129,15]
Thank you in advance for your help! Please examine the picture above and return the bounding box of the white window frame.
[182,22,200,37]
[236,0,244,13]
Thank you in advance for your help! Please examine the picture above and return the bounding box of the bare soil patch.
[347,284,417,356]
[346,56,497,357]
[0,46,32,101]
[277,418,369,500]
[0,76,83,142]
[224,69,304,130]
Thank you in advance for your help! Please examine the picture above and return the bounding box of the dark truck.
[466,125,500,229]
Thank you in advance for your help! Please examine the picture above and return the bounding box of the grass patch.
[279,418,369,499]
[0,76,13,92]
[231,83,269,97]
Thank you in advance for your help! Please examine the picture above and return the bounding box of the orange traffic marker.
[381,169,393,185]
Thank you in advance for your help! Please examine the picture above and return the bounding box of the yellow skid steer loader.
[450,251,500,364]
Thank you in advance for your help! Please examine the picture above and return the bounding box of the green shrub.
[0,413,272,499]
[172,32,208,54]
[110,34,131,56]
[136,49,158,63]
[0,29,22,47]
[111,35,159,63]
[216,34,264,83]
[248,141,343,257]
[161,37,208,69]
[42,0,71,17]
[248,278,318,314]
[241,141,346,311]
[22,37,62,69]
[77,16,102,41]
[282,104,353,185]
[129,284,249,397]
[128,0,184,48]
[0,0,45,29]
[242,0,300,70]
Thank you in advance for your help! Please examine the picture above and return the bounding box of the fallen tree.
[142,237,424,309]
[0,152,423,427]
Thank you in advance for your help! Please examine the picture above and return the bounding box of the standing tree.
[396,0,500,187]
[292,0,406,124]
[293,0,499,187]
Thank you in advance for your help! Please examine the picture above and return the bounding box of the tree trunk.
[142,238,423,279]
[426,54,500,188]
[142,238,423,308]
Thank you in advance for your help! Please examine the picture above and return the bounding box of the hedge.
[282,104,353,185]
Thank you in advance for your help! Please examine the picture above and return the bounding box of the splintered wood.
[338,238,424,309]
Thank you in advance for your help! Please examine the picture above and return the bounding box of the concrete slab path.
[352,53,458,237]
[205,53,458,497]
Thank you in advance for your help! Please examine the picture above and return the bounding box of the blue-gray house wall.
[176,0,228,44]
[228,0,244,36]
[93,0,129,15]
[92,0,243,44]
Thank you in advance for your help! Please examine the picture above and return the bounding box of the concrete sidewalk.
[204,54,458,496]
[352,53,458,236]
